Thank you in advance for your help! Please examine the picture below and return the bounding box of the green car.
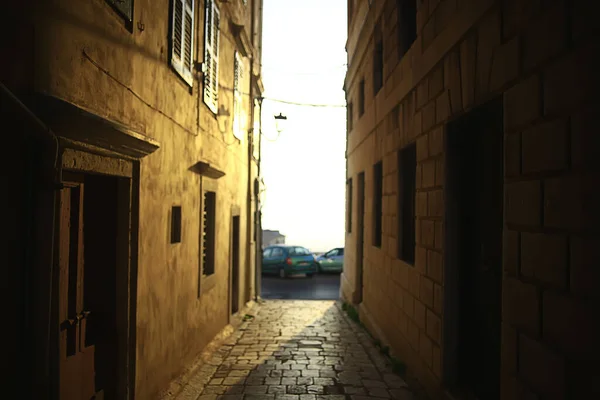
[316,247,344,273]
[262,245,318,278]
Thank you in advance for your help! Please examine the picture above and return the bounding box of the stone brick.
[505,180,542,227]
[415,163,423,189]
[403,291,414,319]
[425,308,441,344]
[502,277,540,337]
[475,8,501,98]
[520,233,567,289]
[416,80,429,109]
[407,319,420,350]
[421,161,436,188]
[501,323,518,374]
[543,291,600,360]
[518,335,565,399]
[435,91,450,124]
[434,158,444,186]
[416,191,428,216]
[415,244,427,272]
[571,105,600,172]
[416,135,429,161]
[544,175,600,231]
[444,49,463,114]
[421,220,435,247]
[420,276,434,309]
[504,75,541,131]
[544,41,600,115]
[428,126,443,156]
[413,299,426,330]
[422,18,436,51]
[427,190,442,217]
[413,109,423,137]
[502,229,519,276]
[504,133,521,177]
[460,32,477,110]
[434,221,443,250]
[521,118,568,174]
[502,0,542,38]
[570,236,600,298]
[434,0,457,35]
[422,101,436,131]
[522,2,568,73]
[427,250,443,284]
[419,332,433,368]
[429,65,444,99]
[433,283,443,315]
[490,36,520,92]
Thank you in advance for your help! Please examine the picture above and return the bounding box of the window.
[373,26,383,95]
[233,51,244,141]
[289,247,311,256]
[338,248,345,256]
[263,248,272,258]
[398,144,416,264]
[170,0,195,86]
[347,178,353,233]
[398,0,417,60]
[271,248,284,258]
[358,79,365,116]
[171,206,182,243]
[347,102,354,132]
[202,191,216,275]
[373,161,383,247]
[106,0,133,23]
[204,0,221,113]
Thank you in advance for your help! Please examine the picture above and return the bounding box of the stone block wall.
[344,0,600,398]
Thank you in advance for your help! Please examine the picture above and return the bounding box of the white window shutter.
[171,0,194,86]
[203,0,220,114]
[233,52,244,141]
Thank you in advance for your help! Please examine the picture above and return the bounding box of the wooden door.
[231,215,240,314]
[356,172,365,303]
[58,176,96,400]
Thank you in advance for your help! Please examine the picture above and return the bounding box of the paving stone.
[287,385,308,394]
[167,301,415,400]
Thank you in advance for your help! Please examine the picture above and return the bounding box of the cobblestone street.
[164,301,415,400]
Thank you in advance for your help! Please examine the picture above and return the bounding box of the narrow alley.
[163,301,415,400]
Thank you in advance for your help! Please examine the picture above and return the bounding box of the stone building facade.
[342,0,599,399]
[2,0,264,398]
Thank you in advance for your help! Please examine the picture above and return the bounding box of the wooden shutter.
[233,51,244,141]
[171,0,195,86]
[203,0,220,114]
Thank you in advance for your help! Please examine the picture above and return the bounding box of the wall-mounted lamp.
[274,112,287,134]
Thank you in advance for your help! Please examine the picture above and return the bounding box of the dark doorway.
[445,98,503,400]
[58,172,122,400]
[231,215,241,315]
[355,172,365,304]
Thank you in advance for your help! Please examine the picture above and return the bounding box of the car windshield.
[288,247,310,255]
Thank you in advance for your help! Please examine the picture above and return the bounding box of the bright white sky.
[260,0,347,253]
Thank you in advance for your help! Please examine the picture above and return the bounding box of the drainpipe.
[254,96,263,302]
[0,83,62,397]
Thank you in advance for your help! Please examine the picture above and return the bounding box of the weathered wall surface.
[18,0,260,397]
[344,0,599,399]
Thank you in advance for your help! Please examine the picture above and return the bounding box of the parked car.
[262,245,318,278]
[316,248,344,273]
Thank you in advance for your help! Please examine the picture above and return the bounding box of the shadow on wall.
[166,301,417,400]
